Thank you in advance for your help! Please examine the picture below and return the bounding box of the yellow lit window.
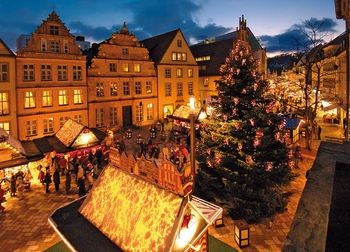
[123,63,129,72]
[0,92,9,115]
[58,90,68,105]
[74,89,83,104]
[24,91,35,108]
[42,90,52,107]
[147,103,153,120]
[0,122,10,134]
[134,64,141,72]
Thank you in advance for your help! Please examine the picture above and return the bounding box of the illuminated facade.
[141,29,200,119]
[0,39,17,137]
[16,11,88,140]
[190,16,267,106]
[87,23,158,129]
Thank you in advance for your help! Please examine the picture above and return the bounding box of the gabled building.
[86,23,158,129]
[141,29,199,120]
[0,38,18,137]
[190,16,267,105]
[16,11,88,140]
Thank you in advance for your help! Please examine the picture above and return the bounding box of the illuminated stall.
[167,105,206,130]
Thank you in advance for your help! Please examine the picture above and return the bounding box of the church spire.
[121,21,129,34]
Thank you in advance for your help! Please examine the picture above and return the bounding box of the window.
[0,122,10,134]
[135,81,142,95]
[26,120,37,136]
[109,107,117,126]
[109,63,116,72]
[96,108,105,128]
[24,91,35,108]
[57,65,67,81]
[188,82,194,95]
[177,82,183,96]
[122,48,129,55]
[43,118,54,134]
[176,68,183,78]
[147,103,153,120]
[146,81,152,94]
[23,65,34,81]
[204,78,209,87]
[42,90,52,107]
[134,64,141,72]
[172,52,187,61]
[96,83,104,97]
[136,105,143,122]
[199,65,206,71]
[123,82,130,95]
[58,90,68,105]
[177,39,182,47]
[49,25,59,35]
[165,83,171,96]
[188,68,193,78]
[0,63,8,81]
[63,40,69,53]
[74,89,83,104]
[165,68,171,78]
[50,41,60,53]
[0,92,9,115]
[195,56,211,61]
[73,66,82,81]
[110,82,118,96]
[74,114,83,124]
[41,39,47,52]
[41,65,52,81]
[122,63,129,72]
[59,117,69,127]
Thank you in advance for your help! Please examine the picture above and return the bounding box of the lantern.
[136,134,143,144]
[234,219,250,247]
[214,211,224,227]
[126,129,132,139]
[150,127,156,139]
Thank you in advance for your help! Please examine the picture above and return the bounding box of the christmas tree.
[194,41,293,223]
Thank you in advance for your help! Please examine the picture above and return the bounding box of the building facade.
[16,11,88,140]
[0,39,18,137]
[190,16,267,106]
[87,23,158,130]
[141,29,199,119]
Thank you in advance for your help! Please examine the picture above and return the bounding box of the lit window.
[146,81,152,94]
[172,52,177,61]
[165,68,171,78]
[176,68,183,78]
[58,90,68,105]
[50,41,60,53]
[43,118,54,134]
[0,63,8,81]
[188,82,194,95]
[204,78,209,87]
[123,63,129,72]
[177,40,182,47]
[24,91,35,108]
[110,107,117,126]
[109,63,116,72]
[59,117,69,127]
[25,120,37,136]
[188,68,193,78]
[49,26,59,35]
[41,65,52,81]
[96,108,105,128]
[147,103,153,120]
[165,83,171,96]
[23,65,34,81]
[135,82,142,95]
[73,66,82,81]
[136,105,143,122]
[134,64,141,72]
[74,89,83,104]
[182,53,187,61]
[0,92,9,115]
[0,122,10,134]
[123,82,130,95]
[96,83,104,97]
[42,90,52,107]
[110,82,118,96]
[177,82,183,96]
[195,56,211,61]
[122,48,129,55]
[74,114,83,123]
[57,65,67,81]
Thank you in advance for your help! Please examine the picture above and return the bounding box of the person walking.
[10,174,16,197]
[318,125,322,140]
[44,169,52,193]
[53,168,60,192]
[17,176,24,200]
[294,144,303,168]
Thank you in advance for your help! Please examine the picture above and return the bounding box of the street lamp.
[189,97,196,179]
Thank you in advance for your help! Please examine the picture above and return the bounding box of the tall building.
[0,38,18,137]
[87,23,158,129]
[141,29,199,119]
[190,16,267,106]
[16,11,88,140]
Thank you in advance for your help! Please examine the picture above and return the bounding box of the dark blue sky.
[0,0,344,54]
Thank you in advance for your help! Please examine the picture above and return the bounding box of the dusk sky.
[0,0,344,55]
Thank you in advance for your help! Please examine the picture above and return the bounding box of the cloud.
[259,17,339,53]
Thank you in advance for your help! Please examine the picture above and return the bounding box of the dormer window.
[49,25,59,35]
[122,48,129,55]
